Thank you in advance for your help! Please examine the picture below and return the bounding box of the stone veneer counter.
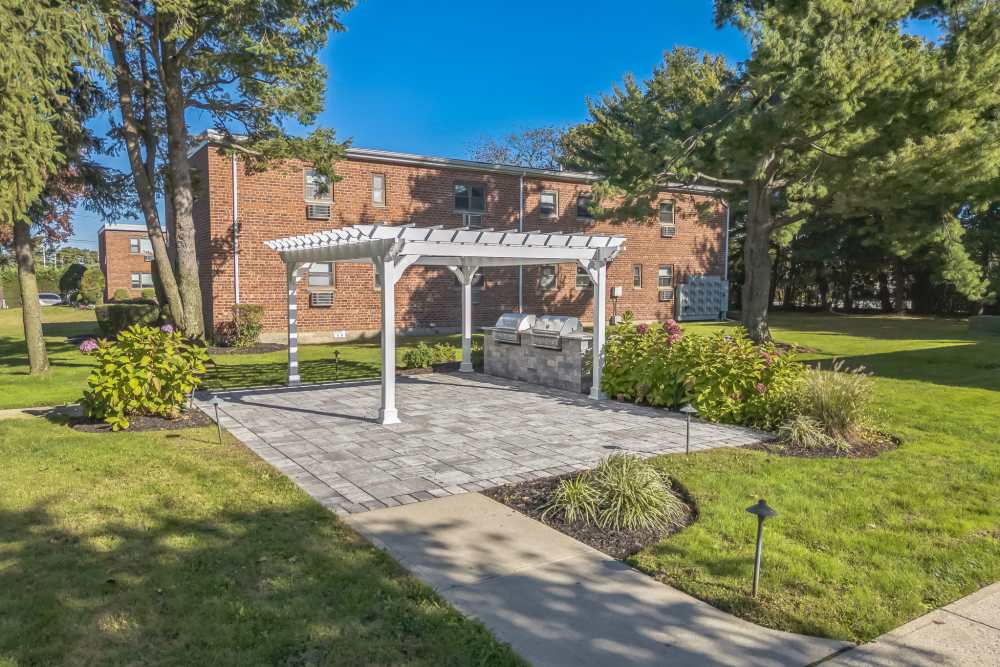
[483,328,592,394]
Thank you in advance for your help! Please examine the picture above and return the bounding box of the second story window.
[129,238,152,254]
[576,194,593,219]
[539,264,557,291]
[372,173,386,206]
[308,262,335,289]
[659,202,676,237]
[539,190,558,218]
[454,182,485,212]
[576,265,592,289]
[304,169,332,202]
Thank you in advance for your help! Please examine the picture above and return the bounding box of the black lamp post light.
[680,403,698,454]
[334,349,341,379]
[208,396,225,444]
[746,498,778,597]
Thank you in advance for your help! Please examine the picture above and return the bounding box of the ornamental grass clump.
[542,454,687,532]
[787,360,876,449]
[82,325,207,430]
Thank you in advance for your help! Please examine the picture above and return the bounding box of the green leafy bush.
[602,322,802,429]
[216,303,266,348]
[113,288,130,301]
[82,325,208,430]
[141,287,156,300]
[79,265,105,304]
[542,454,687,532]
[401,342,458,369]
[95,302,161,337]
[793,360,874,445]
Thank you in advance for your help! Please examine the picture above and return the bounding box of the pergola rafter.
[266,224,626,424]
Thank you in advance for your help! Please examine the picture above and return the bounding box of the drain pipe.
[231,155,241,304]
[517,171,525,312]
[722,199,730,282]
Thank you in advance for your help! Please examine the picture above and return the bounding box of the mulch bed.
[483,474,697,560]
[207,343,286,355]
[71,408,214,433]
[748,432,901,459]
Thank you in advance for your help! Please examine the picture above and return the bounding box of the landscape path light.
[746,498,778,597]
[334,350,341,379]
[208,396,225,444]
[679,403,698,454]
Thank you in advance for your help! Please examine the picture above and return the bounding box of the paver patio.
[197,372,765,515]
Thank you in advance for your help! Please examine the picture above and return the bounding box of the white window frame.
[539,190,558,218]
[372,173,386,206]
[575,264,592,289]
[130,272,141,288]
[304,169,332,202]
[454,181,486,213]
[308,262,335,289]
[633,264,642,289]
[538,264,557,291]
[659,202,676,238]
[657,265,673,301]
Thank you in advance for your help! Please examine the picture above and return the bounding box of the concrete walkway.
[824,582,1000,666]
[347,493,850,666]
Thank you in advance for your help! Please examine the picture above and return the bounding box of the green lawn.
[0,418,525,666]
[636,312,1000,643]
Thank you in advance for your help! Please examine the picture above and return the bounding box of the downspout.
[722,199,730,282]
[517,171,524,312]
[231,155,240,304]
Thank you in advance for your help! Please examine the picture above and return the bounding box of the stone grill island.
[484,313,593,394]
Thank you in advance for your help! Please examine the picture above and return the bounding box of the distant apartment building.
[97,223,156,300]
[173,134,729,342]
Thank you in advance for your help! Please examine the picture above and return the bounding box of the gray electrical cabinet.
[678,276,729,321]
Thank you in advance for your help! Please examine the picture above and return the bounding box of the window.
[658,265,674,301]
[373,265,382,291]
[539,264,557,291]
[130,272,153,289]
[308,262,335,289]
[576,265,592,289]
[539,190,558,218]
[454,182,486,212]
[633,264,643,289]
[659,202,676,238]
[129,238,152,254]
[304,169,332,201]
[576,194,593,218]
[372,173,386,206]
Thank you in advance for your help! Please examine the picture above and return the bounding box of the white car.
[38,292,62,307]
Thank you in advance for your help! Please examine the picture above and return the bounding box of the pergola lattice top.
[265,224,626,266]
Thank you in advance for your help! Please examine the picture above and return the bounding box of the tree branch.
[174,15,222,63]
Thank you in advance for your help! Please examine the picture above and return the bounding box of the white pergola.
[265,224,626,424]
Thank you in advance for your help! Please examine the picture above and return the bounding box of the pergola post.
[584,259,609,400]
[375,252,419,425]
[286,262,306,386]
[448,265,479,372]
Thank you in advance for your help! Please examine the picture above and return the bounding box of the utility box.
[678,276,729,322]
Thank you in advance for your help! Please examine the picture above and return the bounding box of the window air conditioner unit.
[306,203,331,220]
[463,212,484,228]
[658,288,674,302]
[660,224,676,238]
[310,292,334,307]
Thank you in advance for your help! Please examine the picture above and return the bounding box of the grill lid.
[494,312,536,332]
[532,315,582,337]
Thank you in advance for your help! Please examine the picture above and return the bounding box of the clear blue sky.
[69,1,748,245]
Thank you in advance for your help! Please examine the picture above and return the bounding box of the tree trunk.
[818,269,831,311]
[878,272,892,313]
[107,22,186,329]
[741,180,773,343]
[783,260,798,309]
[13,219,48,373]
[893,259,907,314]
[160,40,205,339]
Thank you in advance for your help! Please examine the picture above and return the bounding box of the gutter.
[518,172,524,312]
[232,155,241,304]
[722,200,730,282]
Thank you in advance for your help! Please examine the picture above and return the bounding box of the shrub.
[401,342,458,369]
[141,287,157,300]
[794,360,874,445]
[543,454,687,532]
[79,265,105,305]
[59,263,87,295]
[82,325,208,430]
[777,415,842,451]
[602,323,802,429]
[113,288,130,301]
[230,303,265,348]
[95,302,161,338]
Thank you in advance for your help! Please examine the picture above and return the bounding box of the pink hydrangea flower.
[755,382,767,394]
[79,338,98,354]
[160,324,174,333]
[636,323,649,334]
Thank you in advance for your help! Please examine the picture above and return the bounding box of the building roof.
[98,223,151,234]
[189,130,725,195]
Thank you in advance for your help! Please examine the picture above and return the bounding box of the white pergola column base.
[375,252,420,425]
[448,265,479,372]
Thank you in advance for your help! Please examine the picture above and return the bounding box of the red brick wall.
[98,229,155,300]
[189,144,727,341]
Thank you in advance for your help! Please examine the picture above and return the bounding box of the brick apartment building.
[171,135,729,342]
[97,223,158,300]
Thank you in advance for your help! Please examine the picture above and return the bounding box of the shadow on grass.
[768,312,973,342]
[0,494,524,665]
[203,357,380,390]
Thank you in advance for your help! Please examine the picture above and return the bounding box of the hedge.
[95,302,162,338]
[969,315,1000,335]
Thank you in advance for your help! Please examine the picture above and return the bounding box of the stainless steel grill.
[493,312,536,345]
[531,315,582,350]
